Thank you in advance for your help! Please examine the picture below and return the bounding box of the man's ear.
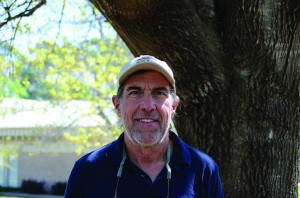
[112,95,121,117]
[171,96,180,117]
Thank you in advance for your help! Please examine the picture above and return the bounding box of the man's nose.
[140,93,156,111]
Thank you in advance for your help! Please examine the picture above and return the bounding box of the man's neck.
[124,137,172,181]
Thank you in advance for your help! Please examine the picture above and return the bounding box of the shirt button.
[140,174,145,177]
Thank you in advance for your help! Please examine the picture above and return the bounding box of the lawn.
[0,197,25,198]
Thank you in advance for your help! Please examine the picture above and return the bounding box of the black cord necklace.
[114,143,171,198]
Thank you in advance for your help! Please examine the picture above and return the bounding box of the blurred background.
[0,0,132,196]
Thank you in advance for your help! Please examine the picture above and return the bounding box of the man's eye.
[154,90,167,96]
[129,90,142,96]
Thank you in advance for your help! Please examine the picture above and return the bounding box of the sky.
[1,0,117,54]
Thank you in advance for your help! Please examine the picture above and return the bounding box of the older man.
[64,55,224,198]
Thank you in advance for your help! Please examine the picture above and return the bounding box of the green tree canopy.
[0,0,132,153]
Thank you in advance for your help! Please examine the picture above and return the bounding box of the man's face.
[113,70,179,147]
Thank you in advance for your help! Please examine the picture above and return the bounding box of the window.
[0,155,18,187]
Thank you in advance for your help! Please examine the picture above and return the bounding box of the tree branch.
[0,0,46,29]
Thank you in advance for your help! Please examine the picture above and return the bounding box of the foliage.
[51,181,66,195]
[20,179,45,194]
[0,186,20,192]
[0,76,29,98]
[0,0,132,152]
[0,142,19,160]
[0,35,130,151]
[0,46,29,98]
[0,0,45,29]
[0,0,133,158]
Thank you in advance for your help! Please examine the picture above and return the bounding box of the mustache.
[133,112,160,120]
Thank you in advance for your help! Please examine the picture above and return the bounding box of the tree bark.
[90,0,300,197]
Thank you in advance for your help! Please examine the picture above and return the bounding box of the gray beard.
[123,124,169,148]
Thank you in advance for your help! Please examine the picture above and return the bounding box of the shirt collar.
[108,133,125,165]
[169,131,191,170]
[108,131,191,169]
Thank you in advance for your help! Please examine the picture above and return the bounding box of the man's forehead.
[123,70,171,86]
[124,85,169,91]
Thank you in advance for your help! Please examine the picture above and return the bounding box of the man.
[64,55,224,198]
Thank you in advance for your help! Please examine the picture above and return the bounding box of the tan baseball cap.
[118,55,175,88]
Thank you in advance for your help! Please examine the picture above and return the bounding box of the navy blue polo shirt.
[64,131,224,198]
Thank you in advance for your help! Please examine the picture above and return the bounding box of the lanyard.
[114,142,171,198]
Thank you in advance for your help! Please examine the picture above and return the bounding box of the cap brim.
[119,63,174,87]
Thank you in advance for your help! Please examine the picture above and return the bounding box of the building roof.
[0,98,115,129]
[0,98,118,152]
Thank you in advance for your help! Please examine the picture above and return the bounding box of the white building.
[0,98,117,191]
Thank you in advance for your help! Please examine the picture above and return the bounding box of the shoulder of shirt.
[74,140,116,167]
[171,131,219,171]
[188,144,218,170]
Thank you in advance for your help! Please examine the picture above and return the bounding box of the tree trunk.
[90,0,300,197]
